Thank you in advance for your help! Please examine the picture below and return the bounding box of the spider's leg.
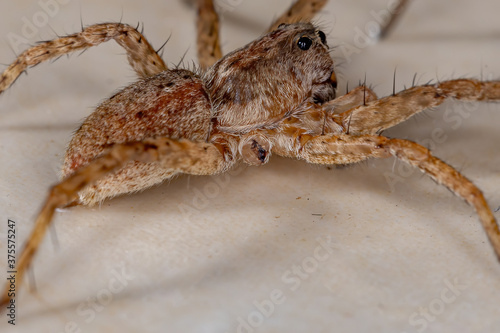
[269,131,500,261]
[0,23,167,94]
[381,138,500,261]
[196,0,329,68]
[0,137,234,308]
[263,86,378,141]
[378,0,410,40]
[334,79,500,135]
[197,0,222,69]
[326,85,378,114]
[267,0,328,32]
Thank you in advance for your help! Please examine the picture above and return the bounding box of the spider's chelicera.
[1,0,500,307]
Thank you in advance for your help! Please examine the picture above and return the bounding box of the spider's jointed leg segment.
[197,0,223,69]
[336,79,500,135]
[267,0,328,32]
[270,132,390,164]
[380,138,500,260]
[325,85,378,115]
[0,137,234,307]
[196,0,329,69]
[272,131,500,260]
[0,23,167,94]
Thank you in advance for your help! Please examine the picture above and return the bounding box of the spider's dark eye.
[317,30,327,45]
[297,36,312,50]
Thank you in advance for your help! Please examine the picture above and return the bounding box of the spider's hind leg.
[197,0,223,69]
[0,23,168,94]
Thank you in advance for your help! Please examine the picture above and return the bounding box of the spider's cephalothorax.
[205,22,337,131]
[1,0,500,309]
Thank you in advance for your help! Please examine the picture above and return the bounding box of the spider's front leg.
[331,79,500,135]
[0,23,167,94]
[0,136,235,308]
[326,85,378,115]
[267,129,500,261]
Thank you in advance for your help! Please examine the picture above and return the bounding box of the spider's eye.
[297,36,312,50]
[317,30,327,46]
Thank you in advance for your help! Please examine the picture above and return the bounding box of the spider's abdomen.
[62,69,213,205]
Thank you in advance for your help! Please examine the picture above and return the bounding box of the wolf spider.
[1,0,500,307]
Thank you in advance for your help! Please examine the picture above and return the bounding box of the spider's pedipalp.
[336,79,500,135]
[0,23,167,94]
[0,136,233,308]
[239,131,272,165]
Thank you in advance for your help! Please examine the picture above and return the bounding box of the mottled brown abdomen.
[62,69,213,205]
